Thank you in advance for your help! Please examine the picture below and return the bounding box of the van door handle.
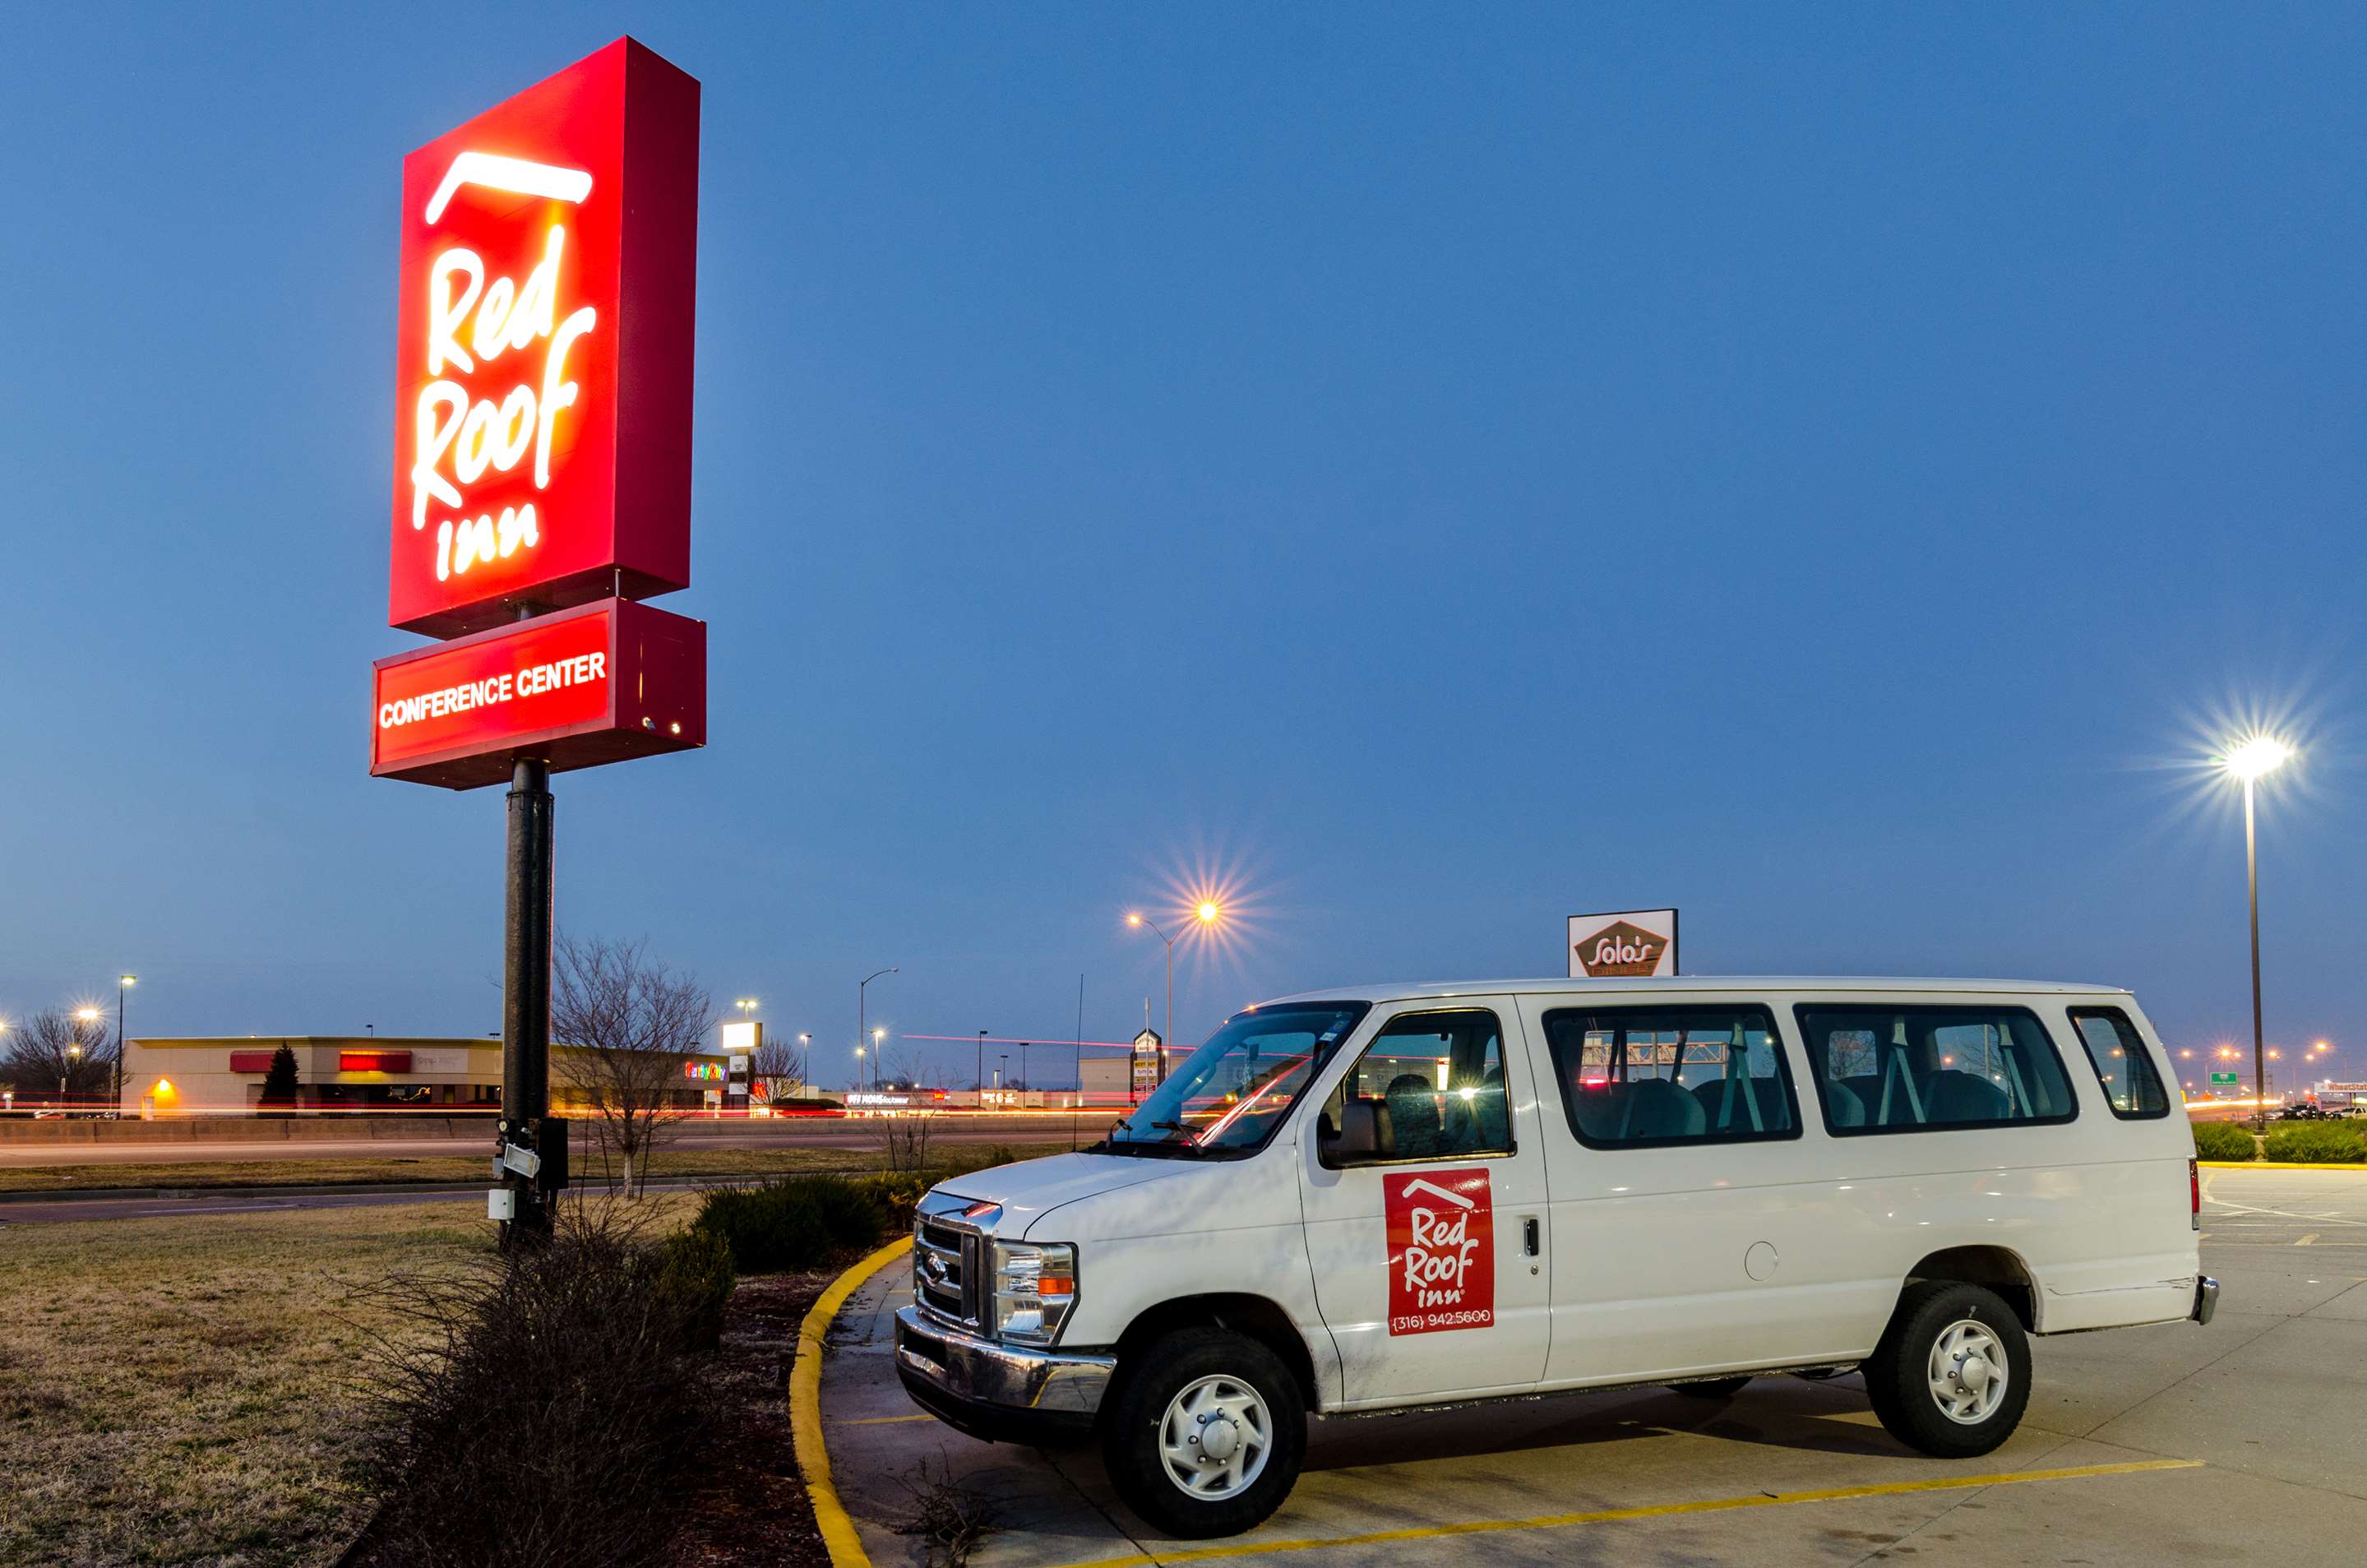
[1523,1217,1540,1256]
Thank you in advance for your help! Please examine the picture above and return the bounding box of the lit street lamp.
[873,1028,886,1088]
[798,1031,812,1085]
[110,974,136,1117]
[858,968,898,1093]
[1127,902,1221,1066]
[2220,734,2295,1130]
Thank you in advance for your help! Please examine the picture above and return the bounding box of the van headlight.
[991,1242,1077,1345]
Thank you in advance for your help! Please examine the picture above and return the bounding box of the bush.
[362,1205,717,1568]
[651,1225,737,1351]
[2261,1120,2367,1164]
[693,1174,892,1274]
[2191,1120,2259,1161]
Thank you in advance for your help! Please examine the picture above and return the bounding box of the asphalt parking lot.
[821,1166,2367,1567]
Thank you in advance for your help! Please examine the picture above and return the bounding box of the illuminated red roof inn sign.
[392,37,698,638]
[373,38,705,790]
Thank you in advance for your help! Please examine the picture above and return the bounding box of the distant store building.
[120,1036,728,1117]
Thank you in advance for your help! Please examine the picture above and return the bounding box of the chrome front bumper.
[894,1305,1116,1440]
[2193,1274,2221,1325]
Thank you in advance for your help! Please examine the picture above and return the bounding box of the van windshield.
[1102,1002,1369,1157]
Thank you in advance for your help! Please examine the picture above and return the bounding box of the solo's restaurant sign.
[372,38,708,789]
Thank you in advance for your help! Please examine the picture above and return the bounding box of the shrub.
[361,1205,716,1568]
[2261,1120,2367,1164]
[2191,1120,2259,1162]
[693,1174,891,1274]
[650,1225,737,1351]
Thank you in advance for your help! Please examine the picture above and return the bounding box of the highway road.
[0,1112,1125,1168]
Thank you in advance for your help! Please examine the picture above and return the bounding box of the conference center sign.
[371,599,707,788]
[371,36,705,790]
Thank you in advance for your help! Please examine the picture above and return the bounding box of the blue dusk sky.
[2,3,2360,1089]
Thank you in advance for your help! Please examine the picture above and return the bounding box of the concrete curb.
[793,1237,913,1568]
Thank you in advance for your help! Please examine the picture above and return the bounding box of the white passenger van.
[895,978,2211,1538]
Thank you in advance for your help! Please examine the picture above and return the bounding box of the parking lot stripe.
[793,1236,913,1568]
[1038,1459,2203,1568]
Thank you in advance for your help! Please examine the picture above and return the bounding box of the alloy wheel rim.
[1158,1373,1272,1500]
[1926,1318,2009,1424]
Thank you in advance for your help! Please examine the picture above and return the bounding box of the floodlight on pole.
[2218,733,2295,1126]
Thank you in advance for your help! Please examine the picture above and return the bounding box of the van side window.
[1794,1006,2078,1135]
[1320,1010,1510,1162]
[2066,1008,2171,1119]
[1539,1006,1799,1148]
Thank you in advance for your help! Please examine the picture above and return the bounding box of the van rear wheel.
[1863,1281,2030,1458]
[1099,1327,1305,1539]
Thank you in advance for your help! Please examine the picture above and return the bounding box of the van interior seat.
[1690,1077,1733,1131]
[1833,1074,1886,1124]
[1474,1066,1509,1148]
[1916,1069,2011,1122]
[1384,1073,1442,1157]
[1616,1077,1705,1141]
[1825,1080,1867,1127]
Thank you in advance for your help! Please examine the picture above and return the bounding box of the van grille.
[913,1216,981,1327]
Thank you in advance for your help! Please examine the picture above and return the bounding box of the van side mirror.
[1331,1100,1392,1166]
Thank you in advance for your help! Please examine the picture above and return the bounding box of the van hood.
[934,1153,1186,1236]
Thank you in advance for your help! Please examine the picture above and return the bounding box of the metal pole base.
[500,757,557,1247]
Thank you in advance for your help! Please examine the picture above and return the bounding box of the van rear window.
[1793,1006,2078,1136]
[2066,1007,2172,1119]
[1540,1006,1800,1149]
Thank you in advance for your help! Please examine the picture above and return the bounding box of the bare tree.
[3,1010,118,1105]
[551,936,711,1196]
[749,1034,802,1101]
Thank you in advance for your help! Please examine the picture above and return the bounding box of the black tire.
[1098,1327,1306,1539]
[1667,1376,1752,1399]
[1861,1281,2031,1458]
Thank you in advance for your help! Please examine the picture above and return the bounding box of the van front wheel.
[1863,1281,2031,1458]
[1099,1327,1306,1539]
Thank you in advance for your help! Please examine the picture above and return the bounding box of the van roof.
[1258,976,2134,1007]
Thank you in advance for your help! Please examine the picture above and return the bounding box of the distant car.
[2277,1103,2327,1121]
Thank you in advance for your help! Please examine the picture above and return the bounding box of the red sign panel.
[392,38,700,638]
[228,1052,279,1074]
[371,598,705,789]
[1384,1168,1496,1335]
[340,1052,414,1074]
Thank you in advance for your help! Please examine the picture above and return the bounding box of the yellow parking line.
[839,1413,937,1426]
[1042,1458,2202,1568]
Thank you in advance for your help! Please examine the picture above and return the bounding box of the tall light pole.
[872,1027,886,1088]
[977,1029,989,1094]
[2221,735,2294,1131]
[112,974,136,1117]
[859,967,898,1094]
[1127,902,1221,1068]
[798,1031,812,1087]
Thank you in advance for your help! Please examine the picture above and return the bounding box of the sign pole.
[500,755,556,1245]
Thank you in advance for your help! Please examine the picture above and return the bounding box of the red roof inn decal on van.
[1385,1169,1495,1334]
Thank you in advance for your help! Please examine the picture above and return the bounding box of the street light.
[977,1029,990,1095]
[2220,733,2295,1129]
[858,968,898,1094]
[1128,902,1222,1066]
[873,1028,886,1088]
[797,1031,812,1085]
[110,974,136,1117]
[62,1041,82,1108]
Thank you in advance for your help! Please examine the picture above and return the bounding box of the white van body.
[896,978,2209,1536]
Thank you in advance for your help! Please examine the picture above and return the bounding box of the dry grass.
[0,1195,692,1568]
[0,1142,1071,1196]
